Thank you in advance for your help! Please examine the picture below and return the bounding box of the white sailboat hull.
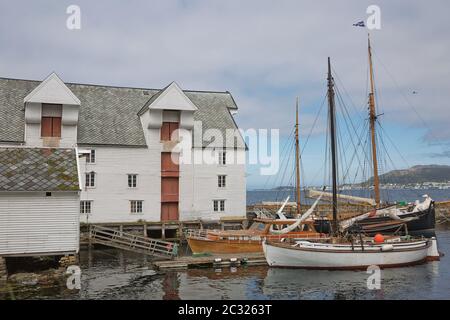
[262,239,432,269]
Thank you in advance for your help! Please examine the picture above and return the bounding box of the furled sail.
[306,189,376,206]
[276,196,290,220]
[269,191,325,235]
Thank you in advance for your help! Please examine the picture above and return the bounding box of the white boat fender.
[214,258,222,263]
[230,258,238,262]
[381,244,394,252]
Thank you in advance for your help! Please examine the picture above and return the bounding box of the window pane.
[219,151,226,165]
[128,175,137,187]
[86,173,95,187]
[80,201,92,214]
[87,150,96,163]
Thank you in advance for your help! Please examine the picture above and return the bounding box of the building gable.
[24,72,80,105]
[147,82,198,112]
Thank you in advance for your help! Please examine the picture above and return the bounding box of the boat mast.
[368,34,381,206]
[295,97,301,217]
[327,57,339,235]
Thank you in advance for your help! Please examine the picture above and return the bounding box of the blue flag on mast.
[353,21,365,27]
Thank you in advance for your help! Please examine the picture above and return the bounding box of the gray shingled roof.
[0,77,243,148]
[0,148,80,192]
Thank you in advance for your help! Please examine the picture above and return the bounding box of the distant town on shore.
[254,165,450,191]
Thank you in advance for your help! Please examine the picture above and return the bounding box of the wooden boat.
[309,191,436,237]
[187,218,326,254]
[262,237,439,270]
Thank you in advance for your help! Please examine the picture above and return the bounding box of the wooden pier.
[153,252,266,270]
[80,217,247,244]
[89,225,178,260]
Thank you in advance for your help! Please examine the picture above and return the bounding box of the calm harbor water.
[3,224,449,300]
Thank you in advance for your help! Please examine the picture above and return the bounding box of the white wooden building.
[0,147,81,256]
[0,73,246,224]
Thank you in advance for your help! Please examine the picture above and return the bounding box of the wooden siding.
[0,192,79,256]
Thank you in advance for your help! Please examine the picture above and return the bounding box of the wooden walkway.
[153,252,266,270]
[89,225,178,260]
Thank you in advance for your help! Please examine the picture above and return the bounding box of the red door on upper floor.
[161,122,179,141]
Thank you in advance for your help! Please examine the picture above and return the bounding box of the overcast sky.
[1,0,449,188]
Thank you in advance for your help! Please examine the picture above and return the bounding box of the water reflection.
[162,273,180,300]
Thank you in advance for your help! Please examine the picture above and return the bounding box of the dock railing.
[185,228,209,239]
[89,225,178,259]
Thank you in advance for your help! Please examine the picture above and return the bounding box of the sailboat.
[262,55,440,269]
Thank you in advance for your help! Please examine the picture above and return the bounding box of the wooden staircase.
[89,225,178,260]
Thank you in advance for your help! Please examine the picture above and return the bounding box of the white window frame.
[80,201,92,214]
[218,175,226,188]
[213,200,225,212]
[130,200,143,214]
[86,150,96,164]
[218,150,226,165]
[85,172,96,188]
[128,174,137,188]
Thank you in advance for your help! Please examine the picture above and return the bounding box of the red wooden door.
[161,177,179,203]
[161,203,178,221]
[52,117,61,137]
[41,117,61,137]
[161,153,179,177]
[41,117,53,137]
[161,122,179,141]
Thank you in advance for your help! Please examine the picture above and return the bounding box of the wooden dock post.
[161,223,166,240]
[87,224,94,249]
[0,256,8,282]
[143,224,148,237]
[119,225,124,237]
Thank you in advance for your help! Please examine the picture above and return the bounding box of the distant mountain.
[367,165,450,184]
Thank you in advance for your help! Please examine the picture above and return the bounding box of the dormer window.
[41,104,62,138]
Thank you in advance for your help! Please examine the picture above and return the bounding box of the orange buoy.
[374,234,385,243]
